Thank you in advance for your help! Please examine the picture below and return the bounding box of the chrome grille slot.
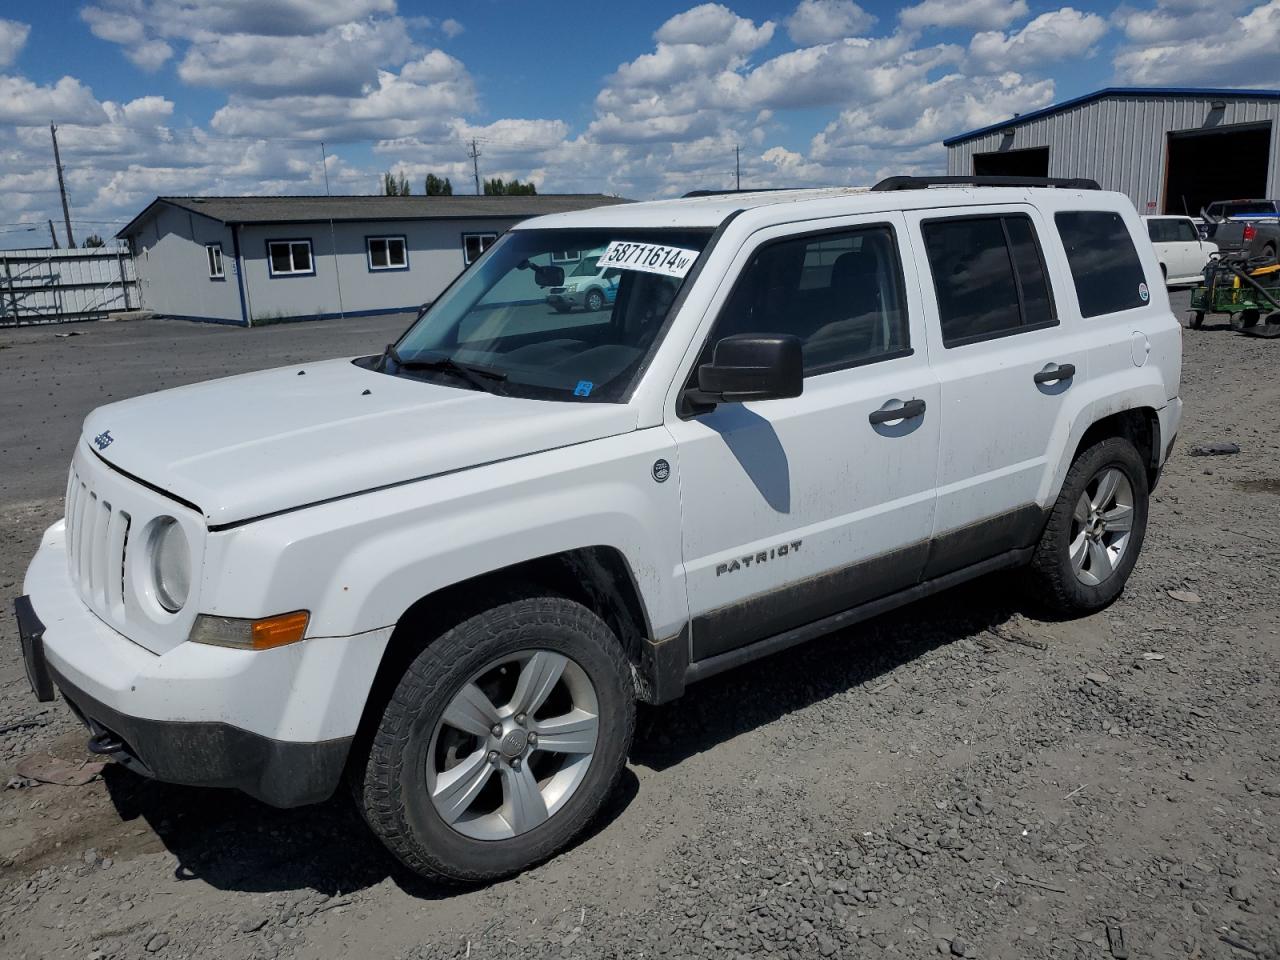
[63,462,133,618]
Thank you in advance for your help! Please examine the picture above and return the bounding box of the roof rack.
[681,188,805,198]
[871,175,1101,192]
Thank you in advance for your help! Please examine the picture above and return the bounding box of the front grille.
[65,466,131,617]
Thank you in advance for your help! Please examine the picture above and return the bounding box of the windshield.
[1218,202,1278,218]
[388,228,713,402]
[569,251,605,278]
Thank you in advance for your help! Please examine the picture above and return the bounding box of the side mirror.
[691,333,803,407]
[517,259,564,287]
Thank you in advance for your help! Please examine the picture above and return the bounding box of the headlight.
[151,517,190,613]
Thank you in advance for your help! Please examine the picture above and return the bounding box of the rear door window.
[921,214,1057,348]
[1055,211,1149,317]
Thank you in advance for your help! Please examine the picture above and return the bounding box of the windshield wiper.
[380,344,508,393]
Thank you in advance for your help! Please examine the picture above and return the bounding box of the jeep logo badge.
[93,430,114,451]
[652,459,670,483]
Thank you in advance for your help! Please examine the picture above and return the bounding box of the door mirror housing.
[687,334,803,410]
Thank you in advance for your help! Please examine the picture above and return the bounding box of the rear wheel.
[1189,311,1205,329]
[1027,437,1149,613]
[1233,309,1261,331]
[357,597,635,883]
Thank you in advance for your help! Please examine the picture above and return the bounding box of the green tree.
[424,173,454,196]
[483,177,537,196]
[82,234,105,248]
[382,171,411,195]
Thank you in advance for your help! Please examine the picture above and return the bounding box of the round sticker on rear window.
[1138,282,1150,302]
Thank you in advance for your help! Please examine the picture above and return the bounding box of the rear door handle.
[869,398,926,425]
[1034,362,1076,385]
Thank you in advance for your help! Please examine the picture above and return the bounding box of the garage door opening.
[972,146,1050,178]
[1164,122,1272,216]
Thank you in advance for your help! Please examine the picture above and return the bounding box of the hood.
[82,359,638,526]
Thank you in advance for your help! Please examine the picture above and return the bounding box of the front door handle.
[869,398,926,425]
[1034,362,1076,385]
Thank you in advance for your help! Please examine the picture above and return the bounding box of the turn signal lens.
[189,611,310,650]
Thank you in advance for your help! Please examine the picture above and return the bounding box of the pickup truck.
[17,176,1182,883]
[1201,199,1279,261]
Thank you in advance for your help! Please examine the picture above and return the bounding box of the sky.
[1,0,1278,248]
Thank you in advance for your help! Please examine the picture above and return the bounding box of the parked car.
[1143,215,1217,285]
[17,177,1182,884]
[1200,199,1279,262]
[545,253,621,312]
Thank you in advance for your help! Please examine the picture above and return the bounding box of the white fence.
[1,245,139,325]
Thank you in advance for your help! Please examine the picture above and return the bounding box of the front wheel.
[357,597,635,883]
[1027,437,1149,613]
[1189,311,1205,329]
[1232,309,1260,330]
[584,289,605,312]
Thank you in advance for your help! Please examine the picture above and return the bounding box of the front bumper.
[18,521,393,807]
[546,291,584,309]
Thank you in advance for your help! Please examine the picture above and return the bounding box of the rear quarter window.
[1055,211,1149,318]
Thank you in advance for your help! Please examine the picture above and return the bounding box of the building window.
[462,233,498,265]
[205,243,225,280]
[267,239,314,277]
[367,235,408,271]
[551,249,581,263]
[922,214,1057,348]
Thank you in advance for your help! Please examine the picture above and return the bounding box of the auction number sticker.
[599,241,699,278]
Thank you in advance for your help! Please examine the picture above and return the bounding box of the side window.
[708,224,910,376]
[922,214,1056,348]
[1177,219,1200,242]
[1055,211,1149,317]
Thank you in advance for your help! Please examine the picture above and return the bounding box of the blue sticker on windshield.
[574,380,594,397]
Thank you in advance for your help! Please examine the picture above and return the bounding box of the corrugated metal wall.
[946,94,1280,213]
[0,245,139,325]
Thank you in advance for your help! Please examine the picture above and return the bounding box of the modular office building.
[945,87,1280,217]
[116,194,627,325]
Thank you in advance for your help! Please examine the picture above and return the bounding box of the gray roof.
[119,193,628,237]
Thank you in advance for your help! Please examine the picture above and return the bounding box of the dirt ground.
[1,295,1278,960]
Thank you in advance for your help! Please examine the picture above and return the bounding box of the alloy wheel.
[1068,467,1134,586]
[425,650,599,841]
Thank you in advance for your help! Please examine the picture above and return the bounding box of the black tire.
[1262,243,1276,264]
[1233,308,1261,330]
[1026,437,1149,614]
[1189,311,1205,329]
[357,596,635,883]
[584,289,604,312]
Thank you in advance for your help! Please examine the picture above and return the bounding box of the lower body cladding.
[19,520,392,807]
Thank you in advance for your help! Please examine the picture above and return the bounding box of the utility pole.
[48,219,59,249]
[735,145,740,190]
[468,139,482,195]
[50,124,74,248]
[320,141,332,196]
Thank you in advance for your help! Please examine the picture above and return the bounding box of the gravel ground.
[1,295,1278,960]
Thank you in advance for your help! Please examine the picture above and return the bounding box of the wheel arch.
[348,546,667,776]
[1069,406,1161,491]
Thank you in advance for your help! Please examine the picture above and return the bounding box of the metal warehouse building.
[945,87,1280,217]
[116,194,626,326]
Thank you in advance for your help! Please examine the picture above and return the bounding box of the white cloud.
[209,51,476,140]
[0,18,30,69]
[969,7,1108,71]
[177,18,416,97]
[82,0,398,40]
[899,0,1029,30]
[0,75,110,126]
[786,1,876,44]
[1114,0,1280,84]
[441,18,464,38]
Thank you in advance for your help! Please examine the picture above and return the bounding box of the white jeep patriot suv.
[17,176,1182,882]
